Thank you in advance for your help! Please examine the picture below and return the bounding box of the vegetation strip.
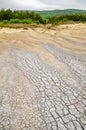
[0,9,86,26]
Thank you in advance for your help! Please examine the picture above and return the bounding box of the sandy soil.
[0,23,86,130]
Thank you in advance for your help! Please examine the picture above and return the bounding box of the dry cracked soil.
[0,23,86,130]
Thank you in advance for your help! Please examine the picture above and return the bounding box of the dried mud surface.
[0,24,86,130]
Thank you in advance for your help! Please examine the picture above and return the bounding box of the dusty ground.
[0,23,86,130]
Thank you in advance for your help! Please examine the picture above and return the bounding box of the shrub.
[3,20,9,24]
[9,19,20,23]
[62,18,68,22]
[21,19,33,24]
[34,20,40,24]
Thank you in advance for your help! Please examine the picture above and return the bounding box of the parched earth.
[0,24,86,130]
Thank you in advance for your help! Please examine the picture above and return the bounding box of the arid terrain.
[0,23,86,130]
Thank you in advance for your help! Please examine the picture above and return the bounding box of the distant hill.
[36,9,86,19]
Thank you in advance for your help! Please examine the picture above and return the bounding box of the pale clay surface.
[0,24,86,130]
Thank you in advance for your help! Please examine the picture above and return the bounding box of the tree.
[5,9,13,20]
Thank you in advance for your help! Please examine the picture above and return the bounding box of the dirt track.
[0,24,86,130]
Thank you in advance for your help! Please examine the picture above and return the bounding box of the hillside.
[37,9,86,18]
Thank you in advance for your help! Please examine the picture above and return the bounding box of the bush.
[21,19,33,24]
[9,19,20,23]
[62,18,68,22]
[34,20,40,24]
[9,19,41,24]
[3,20,9,24]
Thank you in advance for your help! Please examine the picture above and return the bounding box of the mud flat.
[0,23,86,130]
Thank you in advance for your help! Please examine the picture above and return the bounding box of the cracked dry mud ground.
[0,24,86,130]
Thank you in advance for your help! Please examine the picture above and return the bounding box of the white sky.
[0,0,86,10]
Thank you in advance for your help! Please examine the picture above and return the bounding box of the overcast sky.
[0,0,86,10]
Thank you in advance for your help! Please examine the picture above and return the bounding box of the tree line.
[0,9,86,24]
[48,14,86,24]
[0,9,46,24]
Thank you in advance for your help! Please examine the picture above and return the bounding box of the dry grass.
[0,23,41,29]
[0,22,85,29]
